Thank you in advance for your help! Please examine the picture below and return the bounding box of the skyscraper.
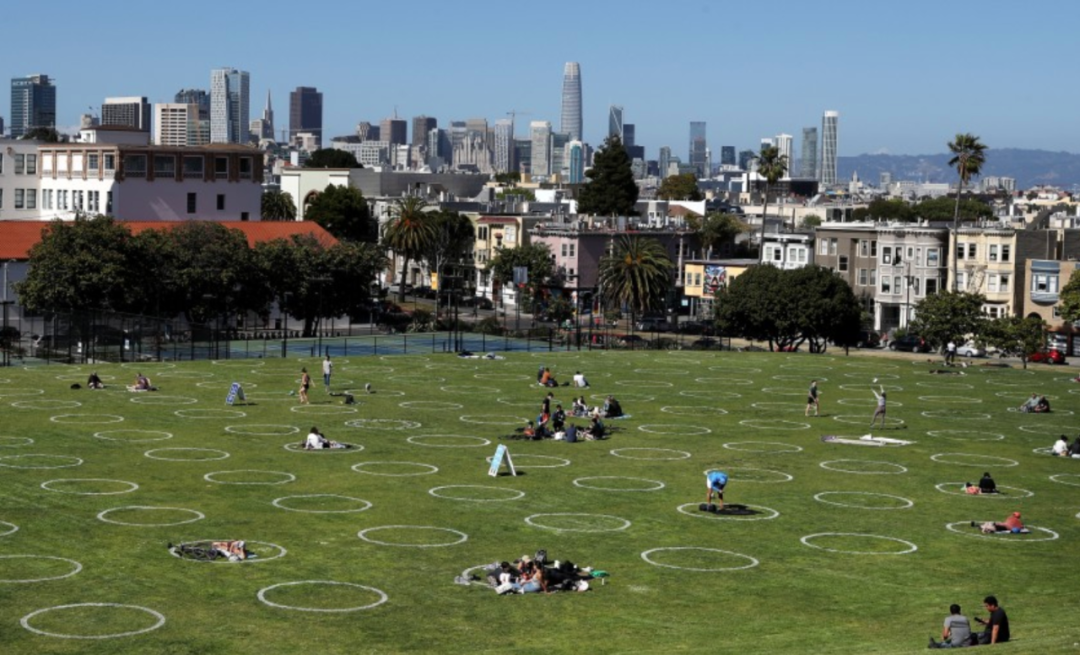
[412,115,436,147]
[560,62,582,141]
[774,133,793,171]
[608,105,623,141]
[175,89,209,119]
[820,110,839,186]
[251,89,274,141]
[720,146,736,167]
[567,140,585,184]
[380,116,407,146]
[210,68,250,144]
[102,97,151,131]
[658,146,672,179]
[155,103,204,146]
[10,74,56,138]
[800,127,818,179]
[493,119,514,173]
[530,121,552,177]
[622,123,635,149]
[288,86,322,146]
[689,121,707,177]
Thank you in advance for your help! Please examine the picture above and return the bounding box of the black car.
[461,296,494,310]
[888,335,931,353]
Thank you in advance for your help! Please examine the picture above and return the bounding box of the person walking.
[322,355,333,393]
[870,384,887,429]
[806,380,820,417]
[945,340,957,365]
[298,367,312,405]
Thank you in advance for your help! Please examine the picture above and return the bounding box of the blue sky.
[4,0,1075,160]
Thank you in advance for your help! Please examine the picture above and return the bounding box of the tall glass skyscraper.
[530,121,552,177]
[560,62,582,142]
[774,133,793,170]
[210,68,250,144]
[608,105,623,141]
[800,127,818,179]
[10,74,56,138]
[289,86,323,146]
[689,121,707,177]
[820,110,839,186]
[493,119,515,173]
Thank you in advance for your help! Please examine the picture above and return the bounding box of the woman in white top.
[305,427,328,449]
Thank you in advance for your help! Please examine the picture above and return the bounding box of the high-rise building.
[10,74,56,138]
[356,122,378,141]
[760,137,775,152]
[530,121,552,177]
[514,138,532,175]
[774,133,793,173]
[567,140,585,184]
[380,116,407,146]
[622,123,635,149]
[154,103,207,146]
[254,89,274,141]
[738,149,756,171]
[493,119,515,173]
[608,105,623,141]
[412,115,436,147]
[102,97,151,132]
[289,86,322,147]
[820,110,839,186]
[658,147,672,179]
[720,146,735,167]
[689,121,707,177]
[800,127,818,179]
[560,62,582,141]
[175,89,209,118]
[210,68,250,144]
[551,132,570,179]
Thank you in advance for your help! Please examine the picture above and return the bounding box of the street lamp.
[311,277,332,357]
[281,292,292,358]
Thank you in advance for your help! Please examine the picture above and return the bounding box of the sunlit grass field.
[0,349,1077,654]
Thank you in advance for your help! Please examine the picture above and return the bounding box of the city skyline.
[2,1,1077,158]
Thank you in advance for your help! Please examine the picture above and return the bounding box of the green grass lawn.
[0,350,1077,654]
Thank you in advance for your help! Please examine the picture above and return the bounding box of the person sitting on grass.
[86,372,105,389]
[928,603,973,649]
[582,415,605,440]
[1052,435,1070,457]
[128,373,154,392]
[602,395,623,418]
[1019,393,1039,413]
[704,470,728,510]
[973,596,1010,645]
[964,481,982,495]
[211,540,249,562]
[572,396,589,417]
[1070,437,1080,458]
[978,472,998,494]
[305,427,329,450]
[573,371,589,388]
[551,404,566,431]
[539,367,558,387]
[1034,395,1051,413]
[522,421,536,439]
[563,423,578,443]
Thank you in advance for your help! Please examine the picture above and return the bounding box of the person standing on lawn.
[322,355,333,393]
[870,384,888,428]
[806,380,820,417]
[705,470,728,510]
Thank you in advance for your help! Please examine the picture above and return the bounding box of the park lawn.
[0,350,1077,654]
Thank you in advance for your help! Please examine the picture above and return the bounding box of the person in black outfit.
[1069,437,1080,457]
[551,404,566,431]
[974,595,1009,645]
[978,472,997,494]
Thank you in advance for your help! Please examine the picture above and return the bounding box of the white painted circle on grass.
[739,419,809,431]
[833,415,906,427]
[634,368,691,376]
[934,483,1033,498]
[157,371,214,378]
[51,413,124,424]
[344,418,421,431]
[129,395,197,406]
[1019,424,1080,437]
[610,447,691,461]
[916,381,974,390]
[918,395,982,404]
[844,373,899,380]
[407,435,491,448]
[41,479,139,495]
[351,461,439,476]
[357,525,468,547]
[0,388,44,397]
[20,603,165,639]
[0,454,83,469]
[638,424,712,435]
[496,397,537,408]
[589,392,654,403]
[773,374,828,383]
[225,424,299,436]
[169,540,287,563]
[724,441,803,453]
[474,373,528,381]
[175,409,246,419]
[289,405,357,416]
[0,436,33,447]
[211,359,264,367]
[615,380,673,388]
[680,390,742,400]
[709,365,761,373]
[641,547,759,572]
[944,522,1059,542]
[926,430,1005,442]
[399,401,463,410]
[0,521,17,537]
[97,506,205,526]
[389,375,442,385]
[836,398,905,407]
[272,495,372,513]
[283,442,362,453]
[11,400,81,410]
[695,377,755,386]
[723,467,793,483]
[485,453,570,468]
[145,448,230,462]
[820,460,907,475]
[439,385,500,394]
[257,581,388,612]
[204,470,295,485]
[0,555,82,583]
[845,362,898,370]
[813,492,913,510]
[759,387,807,397]
[458,415,526,427]
[675,503,780,521]
[661,406,728,416]
[196,381,259,390]
[93,429,172,442]
[749,401,806,412]
[524,513,631,533]
[930,453,1019,468]
[801,533,917,555]
[838,384,903,393]
[574,476,665,492]
[428,485,525,502]
[1049,474,1080,487]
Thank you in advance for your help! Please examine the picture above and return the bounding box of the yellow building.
[682,259,757,319]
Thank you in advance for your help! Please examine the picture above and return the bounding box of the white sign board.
[488,444,517,477]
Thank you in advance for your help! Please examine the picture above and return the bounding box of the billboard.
[703,265,727,295]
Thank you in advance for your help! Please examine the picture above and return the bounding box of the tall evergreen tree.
[756,145,788,261]
[578,135,638,217]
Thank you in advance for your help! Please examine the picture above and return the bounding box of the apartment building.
[874,224,949,330]
[950,226,1053,318]
[0,139,46,220]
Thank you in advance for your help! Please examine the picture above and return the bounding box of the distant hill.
[838,149,1080,191]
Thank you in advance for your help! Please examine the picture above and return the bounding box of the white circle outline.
[723,441,803,453]
[485,453,570,468]
[129,395,198,406]
[676,503,780,521]
[0,436,34,447]
[723,466,794,483]
[524,512,631,533]
[1049,474,1080,487]
[41,478,139,495]
[272,494,372,513]
[145,448,230,462]
[813,491,913,510]
[50,413,124,425]
[638,424,712,435]
[0,554,82,583]
[289,405,358,415]
[94,429,173,442]
[11,399,82,410]
[351,461,439,477]
[458,415,527,426]
[610,447,691,461]
[739,419,810,431]
[0,521,17,536]
[343,418,421,431]
[641,547,759,572]
[283,442,363,453]
[407,435,491,448]
[819,459,908,475]
[225,424,299,436]
[0,454,83,469]
[97,506,205,526]
[944,522,1059,542]
[926,430,1005,442]
[573,476,666,492]
[917,395,982,404]
[428,485,525,502]
[357,525,468,547]
[832,415,906,426]
[257,581,388,613]
[680,390,742,399]
[174,409,246,419]
[800,532,918,555]
[930,453,1019,468]
[204,470,295,485]
[20,603,165,639]
[934,483,1034,498]
[920,410,991,420]
[399,401,464,410]
[661,406,729,416]
[169,540,287,563]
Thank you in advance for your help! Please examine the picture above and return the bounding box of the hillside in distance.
[837,149,1080,190]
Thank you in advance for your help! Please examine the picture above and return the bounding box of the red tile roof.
[0,220,338,259]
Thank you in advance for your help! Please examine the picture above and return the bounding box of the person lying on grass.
[974,511,1027,534]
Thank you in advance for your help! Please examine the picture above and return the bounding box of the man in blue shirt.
[705,470,728,510]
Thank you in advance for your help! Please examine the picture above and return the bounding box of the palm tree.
[756,146,788,261]
[948,133,987,291]
[260,190,297,221]
[383,196,436,302]
[598,235,674,327]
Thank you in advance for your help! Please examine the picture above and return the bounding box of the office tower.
[175,89,209,119]
[774,133,793,171]
[608,105,623,140]
[356,122,377,141]
[380,116,407,146]
[560,62,582,141]
[800,127,818,179]
[720,146,735,167]
[426,127,448,167]
[0,117,4,136]
[567,140,585,184]
[493,119,514,173]
[659,146,672,179]
[102,97,151,131]
[288,86,322,146]
[738,149,756,171]
[622,123,635,149]
[759,137,775,151]
[210,68,250,144]
[689,121,707,177]
[530,121,552,177]
[412,115,436,147]
[820,110,839,186]
[879,172,892,188]
[448,121,467,167]
[627,145,645,162]
[10,74,56,138]
[551,132,570,179]
[155,103,205,146]
[514,138,532,175]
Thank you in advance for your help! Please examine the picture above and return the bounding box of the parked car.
[856,330,881,349]
[677,321,716,336]
[387,283,414,295]
[614,334,646,348]
[635,317,672,332]
[955,341,984,357]
[461,296,494,310]
[888,335,932,353]
[1029,349,1067,365]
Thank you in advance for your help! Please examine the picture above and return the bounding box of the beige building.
[949,227,1055,318]
[682,259,757,319]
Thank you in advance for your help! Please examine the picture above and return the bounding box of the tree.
[947,133,988,290]
[597,235,673,324]
[1058,269,1080,326]
[865,198,915,222]
[657,173,703,201]
[716,264,796,348]
[304,185,377,243]
[687,213,748,258]
[304,149,362,169]
[787,266,863,353]
[261,189,297,221]
[420,210,475,310]
[800,214,823,229]
[756,145,788,260]
[982,315,1045,369]
[383,196,437,302]
[486,243,554,307]
[494,172,521,185]
[495,187,536,201]
[20,126,61,142]
[914,196,992,222]
[909,290,986,351]
[577,135,638,217]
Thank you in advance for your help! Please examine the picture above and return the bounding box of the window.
[911,277,920,295]
[916,248,923,266]
[818,239,828,255]
[770,246,782,261]
[561,244,567,257]
[88,190,99,213]
[14,154,25,174]
[26,189,36,209]
[74,191,84,211]
[106,191,113,214]
[838,256,849,272]
[927,248,940,266]
[154,155,176,177]
[967,243,976,259]
[1000,274,1009,292]
[569,243,575,257]
[26,154,37,175]
[869,269,877,286]
[795,248,806,263]
[906,246,913,260]
[881,275,891,294]
[88,154,100,171]
[215,157,228,178]
[882,246,892,265]
[870,240,877,257]
[829,239,837,256]
[1001,245,1010,262]
[989,244,998,262]
[694,273,702,286]
[925,278,938,295]
[104,154,116,171]
[216,194,225,210]
[14,189,25,209]
[0,189,3,208]
[858,268,868,286]
[956,243,965,260]
[478,227,488,240]
[59,190,67,210]
[239,157,252,179]
[988,274,1000,292]
[895,277,902,295]
[124,154,147,177]
[241,212,249,221]
[859,240,869,257]
[957,272,966,289]
[43,189,52,209]
[1032,274,1059,294]
[0,152,4,174]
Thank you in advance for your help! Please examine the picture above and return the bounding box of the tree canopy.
[261,190,297,221]
[304,149,362,169]
[981,315,1045,369]
[577,135,638,217]
[304,185,377,243]
[908,290,986,350]
[598,235,674,318]
[383,197,437,302]
[756,146,788,258]
[486,243,554,305]
[687,213,748,258]
[914,196,993,222]
[657,173,703,201]
[1058,268,1080,326]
